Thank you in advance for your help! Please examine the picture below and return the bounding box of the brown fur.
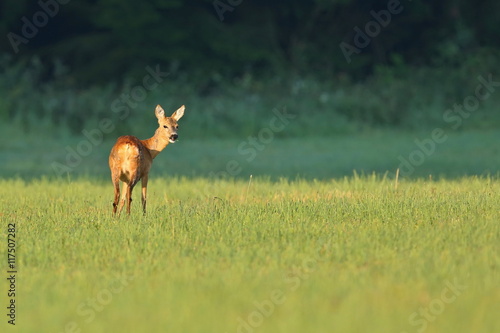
[109,105,185,215]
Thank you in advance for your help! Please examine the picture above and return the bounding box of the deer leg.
[118,182,129,215]
[141,175,148,215]
[112,179,120,215]
[126,183,135,215]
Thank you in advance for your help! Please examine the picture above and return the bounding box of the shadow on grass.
[1,130,499,181]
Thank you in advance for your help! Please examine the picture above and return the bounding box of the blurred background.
[1,0,499,179]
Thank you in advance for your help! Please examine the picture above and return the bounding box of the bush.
[1,51,500,141]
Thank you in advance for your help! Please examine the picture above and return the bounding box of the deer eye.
[175,126,179,129]
[163,125,168,129]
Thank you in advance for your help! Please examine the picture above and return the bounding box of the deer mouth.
[169,134,178,143]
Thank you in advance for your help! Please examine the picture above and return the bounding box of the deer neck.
[141,128,170,159]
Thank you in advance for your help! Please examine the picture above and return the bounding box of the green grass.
[1,128,500,180]
[1,127,499,332]
[1,176,499,333]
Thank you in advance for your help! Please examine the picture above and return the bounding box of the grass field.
[1,175,499,333]
[1,127,499,332]
[2,129,500,180]
[2,32,500,332]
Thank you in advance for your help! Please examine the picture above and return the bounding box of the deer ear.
[171,105,185,121]
[155,105,165,119]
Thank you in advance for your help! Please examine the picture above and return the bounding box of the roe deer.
[109,104,185,215]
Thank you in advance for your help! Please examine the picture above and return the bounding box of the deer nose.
[170,134,178,141]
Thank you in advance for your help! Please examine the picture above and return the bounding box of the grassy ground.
[1,128,499,332]
[0,176,499,333]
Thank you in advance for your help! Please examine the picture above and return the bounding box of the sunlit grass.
[1,176,499,333]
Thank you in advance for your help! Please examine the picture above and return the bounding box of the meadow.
[3,4,500,331]
[1,75,500,332]
[1,171,499,332]
[2,127,500,180]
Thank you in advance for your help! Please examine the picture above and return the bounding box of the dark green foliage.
[2,0,500,81]
[1,0,500,136]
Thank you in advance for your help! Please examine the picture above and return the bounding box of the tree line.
[1,0,499,84]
